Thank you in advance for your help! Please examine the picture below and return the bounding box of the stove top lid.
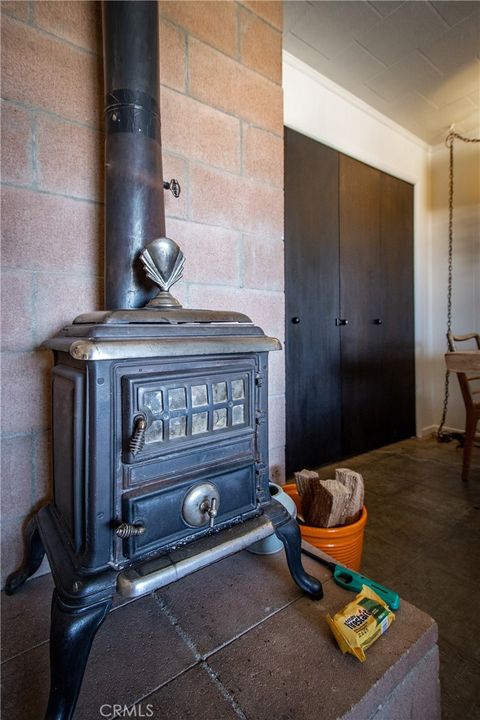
[73,308,252,325]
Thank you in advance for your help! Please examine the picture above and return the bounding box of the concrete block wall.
[0,0,285,586]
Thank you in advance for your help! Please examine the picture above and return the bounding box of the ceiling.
[283,1,480,145]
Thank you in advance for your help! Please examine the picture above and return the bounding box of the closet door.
[339,155,385,456]
[379,172,415,444]
[284,128,341,474]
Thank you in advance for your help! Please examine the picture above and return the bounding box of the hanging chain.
[437,130,480,440]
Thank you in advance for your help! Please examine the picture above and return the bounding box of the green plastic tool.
[301,543,400,611]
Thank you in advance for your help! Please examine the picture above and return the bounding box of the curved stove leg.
[275,518,323,599]
[5,515,45,595]
[44,591,112,720]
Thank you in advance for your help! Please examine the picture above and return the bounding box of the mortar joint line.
[123,660,199,714]
[201,660,249,720]
[0,638,49,666]
[152,593,202,662]
[201,596,301,662]
[31,111,39,189]
[184,32,190,97]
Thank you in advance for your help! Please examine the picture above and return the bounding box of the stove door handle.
[207,497,218,528]
[129,416,147,456]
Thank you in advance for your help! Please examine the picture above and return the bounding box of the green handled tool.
[301,541,400,611]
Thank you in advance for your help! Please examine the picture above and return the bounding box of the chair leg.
[461,411,477,482]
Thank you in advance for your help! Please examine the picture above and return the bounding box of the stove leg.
[5,515,45,595]
[275,518,323,599]
[45,591,112,720]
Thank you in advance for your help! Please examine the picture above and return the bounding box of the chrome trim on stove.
[45,336,282,360]
[116,515,275,598]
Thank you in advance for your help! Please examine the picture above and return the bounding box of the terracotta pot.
[283,484,367,571]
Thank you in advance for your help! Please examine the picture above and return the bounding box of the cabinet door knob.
[291,317,301,324]
[373,318,383,325]
[335,318,348,326]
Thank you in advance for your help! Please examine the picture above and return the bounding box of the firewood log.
[335,468,364,523]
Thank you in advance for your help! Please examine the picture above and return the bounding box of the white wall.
[283,51,458,437]
[430,137,480,431]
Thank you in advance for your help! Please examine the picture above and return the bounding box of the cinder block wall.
[0,0,284,585]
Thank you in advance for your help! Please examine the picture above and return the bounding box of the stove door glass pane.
[213,408,227,430]
[169,416,186,438]
[143,390,163,415]
[145,420,163,443]
[191,384,208,407]
[213,382,227,403]
[232,379,245,400]
[169,387,187,410]
[192,411,208,435]
[232,404,245,425]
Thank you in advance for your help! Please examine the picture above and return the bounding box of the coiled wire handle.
[130,416,147,456]
[115,522,146,539]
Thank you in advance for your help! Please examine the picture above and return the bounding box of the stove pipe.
[102,0,166,310]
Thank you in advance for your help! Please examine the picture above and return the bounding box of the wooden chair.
[447,332,480,481]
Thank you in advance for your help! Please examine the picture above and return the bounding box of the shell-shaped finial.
[140,237,185,292]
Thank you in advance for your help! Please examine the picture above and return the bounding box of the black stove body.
[5,2,322,719]
[7,304,322,720]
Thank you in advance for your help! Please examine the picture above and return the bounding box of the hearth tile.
[207,583,437,720]
[1,572,54,662]
[156,549,329,656]
[137,664,240,719]
[1,642,50,720]
[74,595,197,719]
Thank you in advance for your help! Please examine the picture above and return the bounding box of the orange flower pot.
[283,484,367,571]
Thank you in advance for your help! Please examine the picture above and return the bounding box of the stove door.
[115,357,263,564]
[122,364,254,463]
[120,461,257,559]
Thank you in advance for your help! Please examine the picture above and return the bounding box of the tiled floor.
[1,437,478,719]
[317,437,480,720]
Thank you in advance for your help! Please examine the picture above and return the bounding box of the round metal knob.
[373,318,383,325]
[181,482,220,528]
[291,317,301,324]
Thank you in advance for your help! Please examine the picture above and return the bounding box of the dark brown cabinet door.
[378,171,415,444]
[285,130,415,471]
[339,155,385,456]
[284,128,341,474]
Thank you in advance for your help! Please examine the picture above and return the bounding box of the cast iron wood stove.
[5,2,322,719]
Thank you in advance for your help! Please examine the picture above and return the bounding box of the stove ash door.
[115,356,267,564]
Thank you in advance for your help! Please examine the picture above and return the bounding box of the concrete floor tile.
[207,583,436,720]
[439,638,480,720]
[364,496,453,554]
[1,642,50,720]
[156,549,329,657]
[138,664,241,720]
[73,596,198,719]
[361,531,417,586]
[388,553,480,663]
[428,535,480,589]
[1,572,54,662]
[1,595,198,720]
[466,702,480,720]
[397,482,474,522]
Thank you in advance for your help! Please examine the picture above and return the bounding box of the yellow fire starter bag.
[326,584,395,662]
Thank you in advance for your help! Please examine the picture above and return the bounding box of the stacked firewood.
[294,468,364,528]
